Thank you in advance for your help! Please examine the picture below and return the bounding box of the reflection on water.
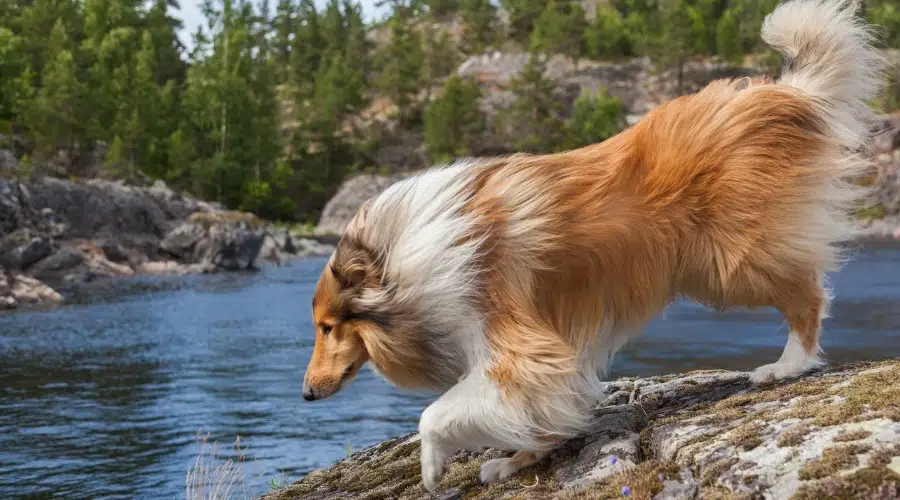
[1,243,899,499]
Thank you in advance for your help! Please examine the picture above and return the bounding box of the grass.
[185,432,251,500]
[185,431,310,498]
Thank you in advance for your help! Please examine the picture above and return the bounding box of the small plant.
[268,477,289,490]
[345,440,353,458]
[185,431,250,500]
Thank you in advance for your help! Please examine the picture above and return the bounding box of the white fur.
[749,330,827,383]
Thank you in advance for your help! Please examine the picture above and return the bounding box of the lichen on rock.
[265,359,900,500]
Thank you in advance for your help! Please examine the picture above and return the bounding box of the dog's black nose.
[303,388,316,401]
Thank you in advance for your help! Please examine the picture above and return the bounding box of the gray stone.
[14,237,54,269]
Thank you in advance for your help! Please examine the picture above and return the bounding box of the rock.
[135,260,201,275]
[0,271,63,310]
[0,149,18,176]
[13,237,54,270]
[29,249,86,279]
[160,211,270,271]
[315,173,410,235]
[264,359,900,500]
[100,240,132,264]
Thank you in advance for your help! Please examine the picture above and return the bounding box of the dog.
[302,0,888,492]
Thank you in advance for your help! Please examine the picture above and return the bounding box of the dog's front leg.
[418,375,483,492]
[418,373,527,492]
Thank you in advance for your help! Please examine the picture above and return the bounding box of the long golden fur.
[302,0,888,491]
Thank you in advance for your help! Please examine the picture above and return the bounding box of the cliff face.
[264,359,900,500]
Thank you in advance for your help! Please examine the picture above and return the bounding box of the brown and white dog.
[303,0,888,492]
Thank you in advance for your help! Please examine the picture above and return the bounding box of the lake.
[2,242,899,499]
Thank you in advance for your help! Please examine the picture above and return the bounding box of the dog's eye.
[321,325,333,336]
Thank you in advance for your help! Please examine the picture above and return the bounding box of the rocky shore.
[0,177,334,311]
[264,358,900,500]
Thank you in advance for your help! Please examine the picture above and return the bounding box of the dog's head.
[303,240,380,401]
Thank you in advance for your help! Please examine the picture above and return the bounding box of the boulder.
[315,173,410,235]
[264,359,900,500]
[0,271,63,310]
[160,211,272,271]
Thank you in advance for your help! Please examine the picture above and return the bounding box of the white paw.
[749,360,823,384]
[420,437,450,493]
[479,457,521,483]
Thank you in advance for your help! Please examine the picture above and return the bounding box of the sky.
[173,0,388,49]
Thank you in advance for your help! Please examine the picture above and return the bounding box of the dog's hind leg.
[749,273,828,384]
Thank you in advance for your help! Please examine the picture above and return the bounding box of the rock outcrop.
[265,358,900,500]
[316,173,411,235]
[0,177,334,310]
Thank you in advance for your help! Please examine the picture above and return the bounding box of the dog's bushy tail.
[762,0,886,151]
[759,0,888,258]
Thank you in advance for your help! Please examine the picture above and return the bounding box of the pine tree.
[649,0,708,93]
[716,7,743,64]
[530,0,587,65]
[0,28,32,126]
[272,0,296,82]
[422,0,459,18]
[501,0,547,46]
[422,23,459,102]
[375,4,425,125]
[291,0,324,99]
[584,6,630,59]
[26,20,83,164]
[503,54,564,153]
[144,0,187,85]
[308,52,365,138]
[563,87,625,149]
[459,0,498,55]
[424,75,484,163]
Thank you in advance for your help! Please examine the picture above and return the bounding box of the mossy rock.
[265,359,900,500]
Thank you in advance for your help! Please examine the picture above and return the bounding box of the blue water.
[1,242,899,499]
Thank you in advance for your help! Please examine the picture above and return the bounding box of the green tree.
[374,4,424,124]
[530,0,587,65]
[309,51,366,135]
[716,7,743,63]
[0,28,33,126]
[422,23,459,102]
[424,75,484,162]
[26,20,83,164]
[459,0,499,54]
[423,0,459,18]
[647,0,708,93]
[501,0,546,45]
[503,54,564,153]
[584,6,631,59]
[291,0,324,99]
[272,0,295,81]
[867,0,900,48]
[563,87,625,149]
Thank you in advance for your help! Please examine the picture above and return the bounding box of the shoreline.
[0,177,337,312]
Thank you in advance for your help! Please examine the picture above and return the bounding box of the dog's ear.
[332,239,377,292]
